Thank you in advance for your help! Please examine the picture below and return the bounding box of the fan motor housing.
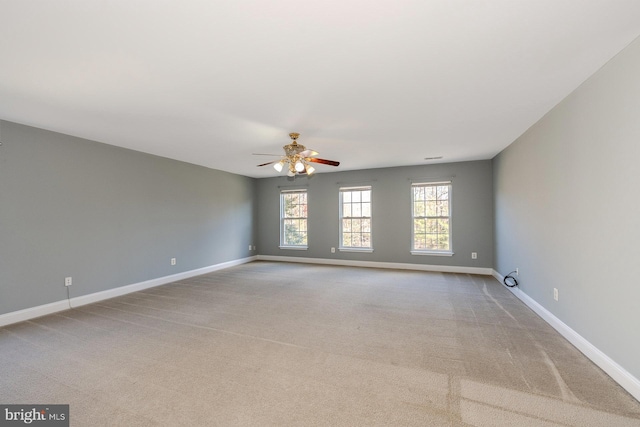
[283,143,305,157]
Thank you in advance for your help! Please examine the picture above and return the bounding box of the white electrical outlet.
[171,258,176,266]
[553,288,559,301]
[65,277,72,287]
[249,245,252,251]
[471,252,477,259]
[331,247,336,253]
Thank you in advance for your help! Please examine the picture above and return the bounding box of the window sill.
[339,248,374,253]
[411,250,454,257]
[279,246,308,251]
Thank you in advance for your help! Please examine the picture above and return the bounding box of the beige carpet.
[1,261,639,426]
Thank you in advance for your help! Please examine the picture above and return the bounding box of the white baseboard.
[0,300,71,328]
[258,255,493,275]
[0,256,257,328]
[492,270,640,402]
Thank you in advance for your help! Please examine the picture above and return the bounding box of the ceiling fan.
[254,132,340,176]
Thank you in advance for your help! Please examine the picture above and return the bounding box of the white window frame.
[411,181,453,256]
[280,189,308,250]
[339,186,373,253]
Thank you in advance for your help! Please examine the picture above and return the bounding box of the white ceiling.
[1,1,640,178]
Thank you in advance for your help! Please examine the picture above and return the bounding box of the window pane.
[343,204,352,217]
[438,234,449,250]
[343,219,352,232]
[353,203,361,217]
[353,191,361,202]
[437,186,448,200]
[426,186,436,200]
[284,220,305,245]
[425,235,436,250]
[414,187,424,200]
[437,201,449,216]
[362,190,371,202]
[283,196,293,217]
[362,202,371,217]
[343,192,351,202]
[362,219,371,232]
[426,201,438,216]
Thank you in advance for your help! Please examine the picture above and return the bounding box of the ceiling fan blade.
[300,149,319,157]
[307,158,340,166]
[257,161,277,167]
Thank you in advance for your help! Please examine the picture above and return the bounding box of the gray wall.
[0,120,257,315]
[257,161,493,268]
[493,37,640,379]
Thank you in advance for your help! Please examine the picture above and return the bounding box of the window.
[280,190,308,248]
[412,182,452,255]
[339,186,372,251]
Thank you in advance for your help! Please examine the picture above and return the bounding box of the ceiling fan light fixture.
[255,132,339,175]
